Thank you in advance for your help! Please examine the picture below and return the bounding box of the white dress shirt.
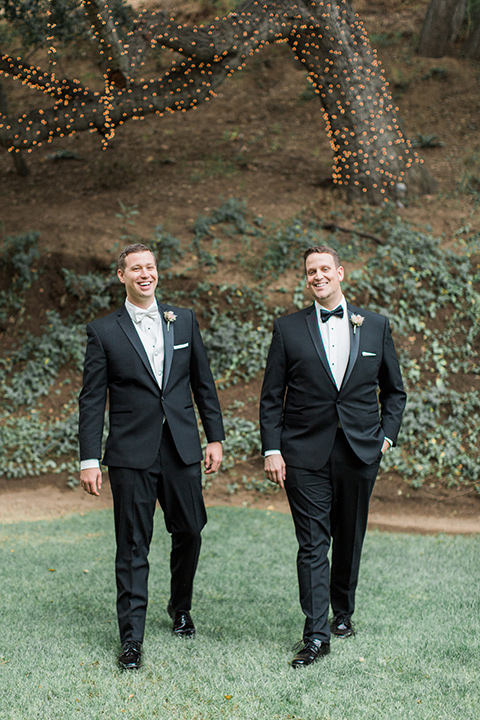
[126,298,164,388]
[315,295,350,390]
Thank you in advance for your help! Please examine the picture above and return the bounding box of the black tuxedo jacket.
[79,303,224,469]
[260,302,406,470]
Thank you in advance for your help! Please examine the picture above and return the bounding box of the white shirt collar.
[125,298,158,323]
[315,295,347,317]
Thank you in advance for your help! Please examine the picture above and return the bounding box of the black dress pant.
[285,428,381,642]
[108,423,207,644]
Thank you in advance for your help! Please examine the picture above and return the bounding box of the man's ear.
[117,268,125,284]
[338,266,345,282]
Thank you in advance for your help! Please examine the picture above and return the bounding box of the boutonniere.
[350,314,365,334]
[163,310,177,331]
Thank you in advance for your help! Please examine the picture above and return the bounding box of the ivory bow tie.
[320,306,344,322]
[134,307,158,323]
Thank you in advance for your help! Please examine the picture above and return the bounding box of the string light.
[0,0,419,201]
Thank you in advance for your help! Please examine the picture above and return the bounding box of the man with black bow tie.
[260,246,406,668]
[79,244,224,670]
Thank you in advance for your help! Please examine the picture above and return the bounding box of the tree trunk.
[464,18,480,59]
[418,0,466,57]
[0,0,428,203]
[0,80,29,176]
[290,1,420,203]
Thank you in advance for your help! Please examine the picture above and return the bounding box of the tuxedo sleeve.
[78,323,108,461]
[378,319,407,445]
[259,320,288,454]
[188,311,225,443]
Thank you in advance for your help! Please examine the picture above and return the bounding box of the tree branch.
[321,222,385,245]
[0,0,307,149]
[0,53,91,101]
[83,0,133,86]
[0,0,425,201]
[140,0,309,62]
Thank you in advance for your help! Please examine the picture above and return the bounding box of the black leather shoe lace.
[124,640,141,650]
[292,639,321,653]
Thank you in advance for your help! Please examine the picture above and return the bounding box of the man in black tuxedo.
[79,243,224,670]
[260,246,406,668]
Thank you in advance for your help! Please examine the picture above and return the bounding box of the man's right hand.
[80,467,103,496]
[264,454,286,490]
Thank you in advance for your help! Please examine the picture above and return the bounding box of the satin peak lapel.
[341,307,361,389]
[305,306,337,388]
[161,307,174,390]
[117,308,157,384]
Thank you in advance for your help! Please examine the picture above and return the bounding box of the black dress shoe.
[167,602,195,638]
[118,640,142,669]
[331,616,355,638]
[291,639,330,668]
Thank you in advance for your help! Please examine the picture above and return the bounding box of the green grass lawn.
[0,506,478,719]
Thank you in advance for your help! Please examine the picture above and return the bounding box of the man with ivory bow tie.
[79,243,224,670]
[260,245,406,668]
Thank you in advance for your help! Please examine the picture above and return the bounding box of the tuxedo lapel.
[160,305,174,390]
[341,304,361,390]
[305,305,337,389]
[116,306,158,384]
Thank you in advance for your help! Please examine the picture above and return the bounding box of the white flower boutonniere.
[350,313,365,334]
[164,310,177,331]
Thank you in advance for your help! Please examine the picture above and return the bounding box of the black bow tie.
[320,306,344,322]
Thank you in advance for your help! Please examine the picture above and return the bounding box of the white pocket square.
[174,343,189,350]
[362,351,376,357]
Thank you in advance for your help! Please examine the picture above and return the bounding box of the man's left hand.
[204,441,223,474]
[381,439,390,454]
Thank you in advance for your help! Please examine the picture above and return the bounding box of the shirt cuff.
[384,437,394,447]
[80,459,100,470]
[264,450,281,457]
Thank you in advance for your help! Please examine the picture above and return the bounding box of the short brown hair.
[117,243,156,271]
[303,245,340,273]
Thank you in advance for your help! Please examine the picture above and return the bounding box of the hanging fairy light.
[0,0,418,199]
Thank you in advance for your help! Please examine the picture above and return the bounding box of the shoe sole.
[291,657,328,668]
[172,630,195,638]
[291,648,330,667]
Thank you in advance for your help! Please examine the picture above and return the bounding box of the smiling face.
[305,252,344,310]
[117,250,158,308]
